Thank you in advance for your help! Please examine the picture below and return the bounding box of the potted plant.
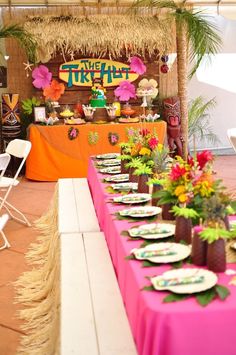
[171,205,199,244]
[125,157,143,183]
[119,142,133,174]
[199,193,233,272]
[134,163,153,193]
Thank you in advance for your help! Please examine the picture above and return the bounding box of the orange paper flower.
[43,79,65,101]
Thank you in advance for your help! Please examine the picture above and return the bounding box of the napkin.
[137,249,176,258]
[155,275,205,287]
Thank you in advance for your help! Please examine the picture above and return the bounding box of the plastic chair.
[227,128,236,153]
[0,214,10,250]
[0,139,32,226]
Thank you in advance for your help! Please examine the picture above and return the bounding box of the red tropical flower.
[148,137,158,150]
[139,128,150,137]
[197,150,213,170]
[170,164,187,181]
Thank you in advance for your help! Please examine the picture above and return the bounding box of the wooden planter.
[120,159,130,174]
[137,174,149,193]
[151,184,162,207]
[175,216,192,244]
[161,203,175,221]
[129,167,139,183]
[207,239,226,272]
[191,226,207,266]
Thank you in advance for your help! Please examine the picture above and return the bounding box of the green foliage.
[152,144,171,174]
[199,227,232,244]
[188,96,220,146]
[22,97,41,115]
[125,157,143,169]
[171,205,199,219]
[133,0,222,78]
[0,24,37,62]
[133,163,153,176]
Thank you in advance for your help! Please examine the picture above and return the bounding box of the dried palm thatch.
[14,187,60,355]
[23,14,174,62]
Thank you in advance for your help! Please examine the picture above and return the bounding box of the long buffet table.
[26,121,166,181]
[88,158,236,355]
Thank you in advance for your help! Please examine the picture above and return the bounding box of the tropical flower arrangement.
[156,150,215,208]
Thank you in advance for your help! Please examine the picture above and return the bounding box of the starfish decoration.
[23,61,34,77]
[68,50,75,61]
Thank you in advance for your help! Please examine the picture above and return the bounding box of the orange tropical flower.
[43,79,65,101]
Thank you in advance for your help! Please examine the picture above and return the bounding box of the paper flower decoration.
[130,56,146,75]
[137,78,158,99]
[32,65,52,89]
[43,80,65,101]
[114,80,136,102]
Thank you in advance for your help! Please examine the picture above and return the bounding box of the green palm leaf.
[0,24,36,62]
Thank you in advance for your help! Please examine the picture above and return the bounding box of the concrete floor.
[0,154,235,355]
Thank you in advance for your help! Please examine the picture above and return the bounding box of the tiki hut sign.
[59,59,139,87]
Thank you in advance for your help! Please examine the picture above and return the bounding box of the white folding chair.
[0,139,32,226]
[227,128,236,153]
[0,214,10,250]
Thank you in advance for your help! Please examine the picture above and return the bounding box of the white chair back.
[6,139,32,159]
[227,128,236,153]
[0,214,9,231]
[0,153,11,174]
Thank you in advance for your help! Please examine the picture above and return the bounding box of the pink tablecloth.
[88,159,236,355]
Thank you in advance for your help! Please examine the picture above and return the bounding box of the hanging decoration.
[43,80,65,101]
[160,54,169,74]
[108,132,119,146]
[23,61,34,78]
[130,56,147,75]
[68,127,79,140]
[88,131,99,145]
[32,65,52,89]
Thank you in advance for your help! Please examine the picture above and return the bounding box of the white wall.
[188,15,236,152]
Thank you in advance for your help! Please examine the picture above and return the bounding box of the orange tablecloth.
[26,121,167,181]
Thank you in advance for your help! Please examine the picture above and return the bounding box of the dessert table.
[88,158,236,355]
[25,121,166,181]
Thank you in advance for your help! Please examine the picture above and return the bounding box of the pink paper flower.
[32,65,52,89]
[114,80,136,102]
[130,56,146,75]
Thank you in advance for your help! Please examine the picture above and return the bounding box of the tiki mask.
[163,96,183,157]
[163,96,181,127]
[2,93,20,126]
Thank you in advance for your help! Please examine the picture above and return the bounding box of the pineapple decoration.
[200,193,232,272]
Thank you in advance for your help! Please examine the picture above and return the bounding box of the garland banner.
[59,59,139,88]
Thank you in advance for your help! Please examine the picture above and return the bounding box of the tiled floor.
[0,155,235,355]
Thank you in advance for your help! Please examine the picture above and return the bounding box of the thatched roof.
[23,14,174,63]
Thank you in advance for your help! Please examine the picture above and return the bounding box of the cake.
[89,78,108,121]
[89,78,107,108]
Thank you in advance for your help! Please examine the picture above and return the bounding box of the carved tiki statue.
[163,96,183,157]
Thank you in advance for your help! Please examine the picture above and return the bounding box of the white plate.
[105,174,129,183]
[96,153,120,159]
[132,242,190,263]
[119,206,162,218]
[114,193,151,204]
[111,182,138,191]
[100,166,121,174]
[151,268,218,294]
[129,223,175,239]
[97,159,121,167]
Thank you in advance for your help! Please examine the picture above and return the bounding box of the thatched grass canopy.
[23,14,174,62]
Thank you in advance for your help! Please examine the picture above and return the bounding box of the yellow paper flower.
[174,185,186,196]
[139,147,151,156]
[179,193,188,203]
[157,143,163,151]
